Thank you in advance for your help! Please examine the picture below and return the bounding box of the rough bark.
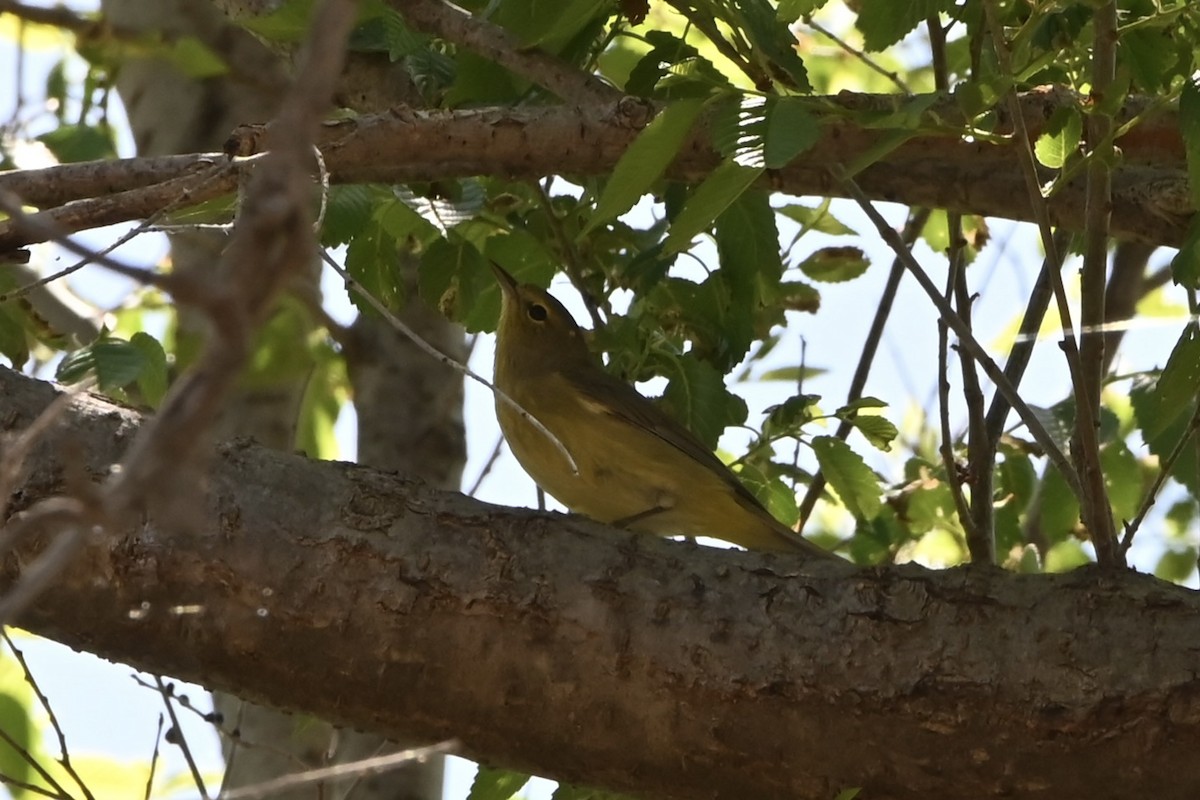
[3,367,1199,800]
[0,91,1190,252]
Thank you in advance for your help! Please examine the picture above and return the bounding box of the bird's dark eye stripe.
[528,304,548,321]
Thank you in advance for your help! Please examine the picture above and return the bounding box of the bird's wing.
[565,364,773,514]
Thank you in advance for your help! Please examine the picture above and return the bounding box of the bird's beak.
[489,261,519,298]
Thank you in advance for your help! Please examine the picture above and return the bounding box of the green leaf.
[664,160,763,254]
[1034,106,1082,169]
[736,461,800,528]
[468,765,531,800]
[529,0,609,52]
[777,0,830,23]
[56,337,146,392]
[36,123,116,162]
[1181,74,1200,209]
[810,436,881,520]
[1170,216,1200,290]
[660,355,748,449]
[344,221,403,317]
[847,415,897,452]
[1100,440,1141,523]
[799,246,869,283]
[764,97,819,168]
[1145,326,1200,439]
[0,652,37,794]
[1130,375,1200,494]
[582,97,706,236]
[321,185,385,247]
[236,0,315,42]
[855,0,952,51]
[776,201,858,236]
[295,342,347,460]
[129,332,169,408]
[167,36,228,78]
[1154,548,1198,584]
[732,0,810,90]
[1044,539,1091,572]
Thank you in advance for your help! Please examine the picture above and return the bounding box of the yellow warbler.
[490,263,830,558]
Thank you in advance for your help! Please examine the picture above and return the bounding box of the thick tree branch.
[0,89,1190,253]
[3,367,1200,800]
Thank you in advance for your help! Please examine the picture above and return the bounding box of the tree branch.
[0,89,1190,253]
[3,367,1200,800]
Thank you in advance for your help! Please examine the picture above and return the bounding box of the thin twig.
[804,16,911,94]
[0,725,72,800]
[983,1,1116,557]
[218,741,458,800]
[1,630,95,800]
[320,249,579,474]
[1078,0,1120,565]
[143,714,164,800]
[467,435,506,497]
[154,677,209,800]
[389,0,620,104]
[837,169,1084,501]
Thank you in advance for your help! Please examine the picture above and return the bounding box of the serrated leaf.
[777,0,830,23]
[1131,375,1200,494]
[764,97,819,168]
[737,462,800,527]
[56,338,146,392]
[468,765,531,800]
[129,332,168,408]
[798,246,869,283]
[321,185,386,246]
[776,201,858,236]
[661,355,748,448]
[582,98,706,236]
[1146,326,1200,439]
[811,435,881,520]
[1034,106,1082,169]
[847,415,897,452]
[732,0,810,90]
[856,0,953,52]
[664,160,763,254]
[344,222,402,317]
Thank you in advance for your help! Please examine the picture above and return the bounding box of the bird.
[489,262,832,558]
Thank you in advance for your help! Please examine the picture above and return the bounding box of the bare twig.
[1077,1,1120,565]
[467,435,506,497]
[1,630,95,800]
[804,15,911,94]
[0,725,72,799]
[218,741,458,800]
[837,169,1084,501]
[143,714,165,800]
[983,0,1117,561]
[154,677,209,800]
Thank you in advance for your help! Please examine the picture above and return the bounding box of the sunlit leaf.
[811,436,881,520]
[583,98,707,236]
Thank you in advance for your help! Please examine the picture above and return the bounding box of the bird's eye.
[527,303,548,322]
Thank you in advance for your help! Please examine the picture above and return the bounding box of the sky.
[1,4,1196,800]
